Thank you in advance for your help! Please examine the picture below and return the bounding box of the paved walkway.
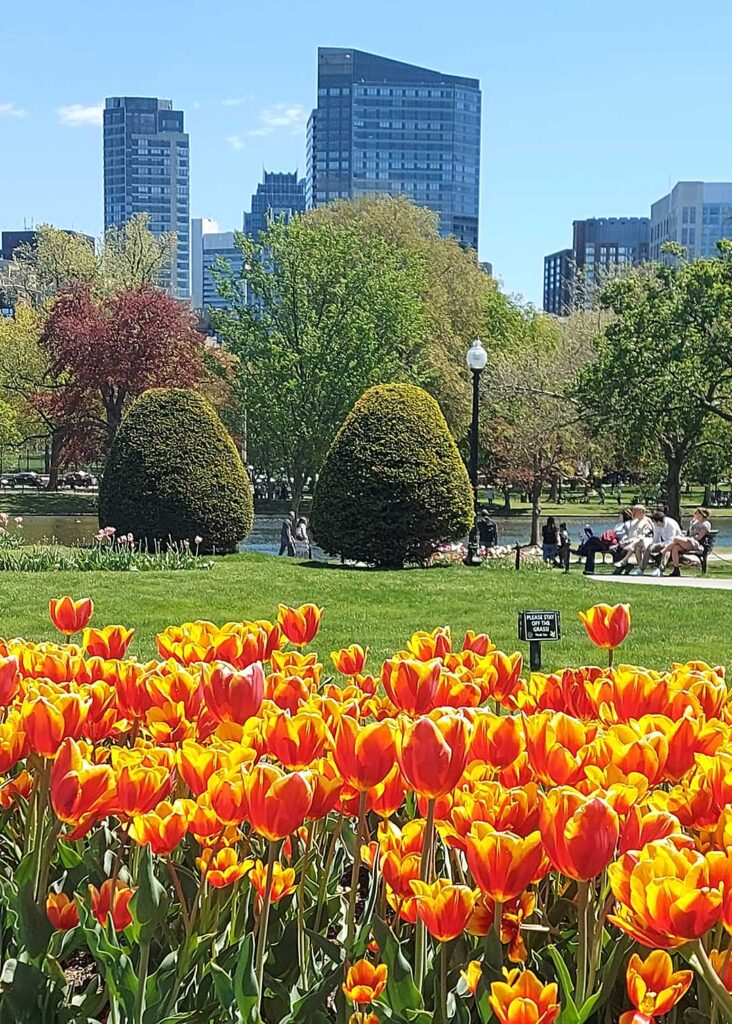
[588,574,732,591]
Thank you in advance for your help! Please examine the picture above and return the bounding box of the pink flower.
[14,517,23,525]
[0,514,8,526]
[194,535,203,545]
[126,533,134,543]
[118,535,127,545]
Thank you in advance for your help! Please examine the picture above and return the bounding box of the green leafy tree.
[305,194,522,439]
[212,215,427,511]
[480,311,591,544]
[575,248,729,521]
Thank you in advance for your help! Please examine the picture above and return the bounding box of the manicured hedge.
[312,383,473,567]
[99,388,253,553]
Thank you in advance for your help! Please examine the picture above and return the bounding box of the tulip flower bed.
[1,597,732,1024]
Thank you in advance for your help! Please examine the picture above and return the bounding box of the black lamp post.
[464,338,487,566]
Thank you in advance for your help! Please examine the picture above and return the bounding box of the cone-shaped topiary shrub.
[99,388,253,553]
[312,383,473,567]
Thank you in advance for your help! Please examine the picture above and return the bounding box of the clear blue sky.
[2,0,731,304]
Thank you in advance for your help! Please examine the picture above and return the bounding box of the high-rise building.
[306,48,481,250]
[650,181,732,262]
[103,97,190,299]
[543,217,650,315]
[543,249,574,316]
[243,171,306,239]
[191,218,244,313]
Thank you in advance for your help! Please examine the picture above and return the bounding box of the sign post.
[518,610,561,672]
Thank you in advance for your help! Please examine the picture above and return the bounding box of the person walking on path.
[295,516,313,560]
[279,512,296,557]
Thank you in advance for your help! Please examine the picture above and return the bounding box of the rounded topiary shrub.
[312,383,473,567]
[99,388,253,553]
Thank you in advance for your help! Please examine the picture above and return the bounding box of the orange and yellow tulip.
[623,950,692,1020]
[381,658,442,716]
[465,823,547,902]
[579,602,630,650]
[207,768,249,825]
[89,879,135,931]
[333,716,396,792]
[202,662,264,725]
[608,837,722,948]
[129,799,188,855]
[396,712,470,799]
[49,597,94,636]
[196,846,252,888]
[46,891,80,931]
[0,655,19,706]
[50,738,116,827]
[277,604,322,647]
[21,689,90,758]
[83,625,134,660]
[342,959,388,1004]
[244,763,313,841]
[265,709,329,770]
[331,645,367,676]
[489,968,560,1024]
[410,878,476,941]
[115,761,172,816]
[539,788,619,880]
[249,859,296,907]
[469,711,524,769]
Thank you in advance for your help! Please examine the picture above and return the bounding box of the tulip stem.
[493,899,503,944]
[607,648,614,670]
[255,840,279,1020]
[440,941,449,1024]
[297,820,314,989]
[314,811,343,933]
[134,935,151,1024]
[32,759,50,902]
[415,797,437,992]
[693,942,732,1020]
[345,792,368,953]
[576,881,590,1005]
[168,857,190,933]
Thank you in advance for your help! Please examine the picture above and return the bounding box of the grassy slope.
[1,553,729,671]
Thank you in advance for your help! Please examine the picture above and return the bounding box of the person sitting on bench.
[662,507,712,577]
[630,508,681,576]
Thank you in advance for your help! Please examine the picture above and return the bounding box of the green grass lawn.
[1,553,729,671]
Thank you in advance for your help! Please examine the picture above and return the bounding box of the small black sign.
[518,610,561,642]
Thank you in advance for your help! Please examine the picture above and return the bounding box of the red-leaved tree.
[41,286,204,453]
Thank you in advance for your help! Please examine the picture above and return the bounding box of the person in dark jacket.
[279,512,296,556]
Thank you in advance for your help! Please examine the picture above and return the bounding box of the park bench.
[648,530,718,575]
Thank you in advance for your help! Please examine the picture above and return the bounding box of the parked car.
[8,471,44,489]
[60,471,94,489]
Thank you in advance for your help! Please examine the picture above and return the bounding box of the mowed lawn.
[0,552,730,671]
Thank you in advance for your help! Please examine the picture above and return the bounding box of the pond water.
[12,513,732,554]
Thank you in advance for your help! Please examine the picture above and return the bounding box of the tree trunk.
[46,430,64,491]
[665,456,682,523]
[703,482,713,506]
[106,399,124,453]
[530,479,542,547]
[502,486,511,512]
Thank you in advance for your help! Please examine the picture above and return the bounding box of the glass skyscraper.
[243,171,306,239]
[103,97,190,298]
[306,48,481,250]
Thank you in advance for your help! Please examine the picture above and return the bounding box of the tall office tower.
[243,170,306,240]
[543,249,574,316]
[103,97,190,298]
[306,48,481,250]
[191,218,244,313]
[542,217,650,315]
[650,181,732,262]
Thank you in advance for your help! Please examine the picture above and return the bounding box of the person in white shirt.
[613,505,653,573]
[662,507,712,577]
[630,509,681,575]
